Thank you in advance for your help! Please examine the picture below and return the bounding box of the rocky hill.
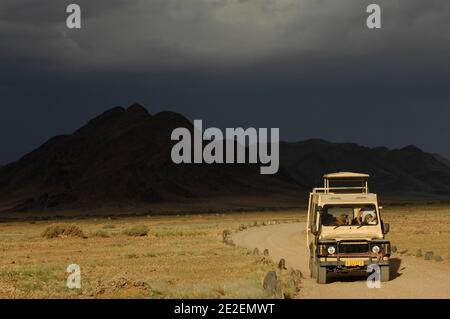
[0,104,448,213]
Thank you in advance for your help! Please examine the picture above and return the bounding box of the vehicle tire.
[317,265,327,284]
[380,265,390,282]
[310,258,318,279]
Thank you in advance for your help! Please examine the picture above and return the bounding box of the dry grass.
[0,204,448,298]
[0,211,299,298]
[382,204,450,258]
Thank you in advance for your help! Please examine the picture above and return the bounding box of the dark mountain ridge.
[280,140,450,195]
[0,104,298,212]
[0,104,449,213]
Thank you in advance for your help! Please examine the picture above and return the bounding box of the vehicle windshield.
[320,204,378,226]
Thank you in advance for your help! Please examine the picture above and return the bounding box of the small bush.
[415,249,423,257]
[424,251,434,260]
[122,225,149,237]
[283,269,303,299]
[92,230,110,238]
[434,255,444,262]
[41,224,85,239]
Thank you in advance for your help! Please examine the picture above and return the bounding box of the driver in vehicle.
[335,214,350,226]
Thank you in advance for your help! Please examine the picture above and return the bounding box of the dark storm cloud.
[0,0,449,164]
[2,0,450,70]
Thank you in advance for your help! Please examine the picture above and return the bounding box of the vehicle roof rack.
[313,172,370,194]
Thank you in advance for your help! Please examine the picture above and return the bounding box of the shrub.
[415,249,423,257]
[434,255,444,262]
[424,251,434,260]
[283,269,303,298]
[123,253,138,259]
[41,224,85,239]
[122,225,149,237]
[92,230,110,238]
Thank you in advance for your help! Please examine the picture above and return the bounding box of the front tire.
[380,265,390,282]
[317,265,327,284]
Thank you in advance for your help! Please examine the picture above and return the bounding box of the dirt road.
[233,223,450,298]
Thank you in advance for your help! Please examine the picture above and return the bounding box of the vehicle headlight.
[327,246,336,255]
[372,245,380,253]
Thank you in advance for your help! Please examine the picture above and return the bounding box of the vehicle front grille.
[339,243,369,254]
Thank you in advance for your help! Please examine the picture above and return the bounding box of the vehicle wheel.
[317,265,327,284]
[310,258,318,278]
[380,265,390,282]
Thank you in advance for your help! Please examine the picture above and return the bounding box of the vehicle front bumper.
[319,258,390,268]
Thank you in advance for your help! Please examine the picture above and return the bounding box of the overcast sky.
[0,0,449,164]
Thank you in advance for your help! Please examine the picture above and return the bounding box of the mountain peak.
[78,106,125,131]
[126,103,150,116]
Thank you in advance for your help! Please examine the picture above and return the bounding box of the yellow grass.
[0,204,448,298]
[0,212,300,298]
[382,204,450,259]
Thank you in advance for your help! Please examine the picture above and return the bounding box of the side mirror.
[382,222,390,234]
[311,228,318,236]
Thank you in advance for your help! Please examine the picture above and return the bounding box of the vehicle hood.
[319,226,384,241]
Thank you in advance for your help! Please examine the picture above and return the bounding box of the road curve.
[233,223,450,298]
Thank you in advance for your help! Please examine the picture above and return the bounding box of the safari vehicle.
[306,172,391,284]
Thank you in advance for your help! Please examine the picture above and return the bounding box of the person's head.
[364,213,375,223]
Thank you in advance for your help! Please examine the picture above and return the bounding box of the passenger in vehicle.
[355,207,377,225]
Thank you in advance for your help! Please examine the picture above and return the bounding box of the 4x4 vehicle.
[306,172,391,284]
